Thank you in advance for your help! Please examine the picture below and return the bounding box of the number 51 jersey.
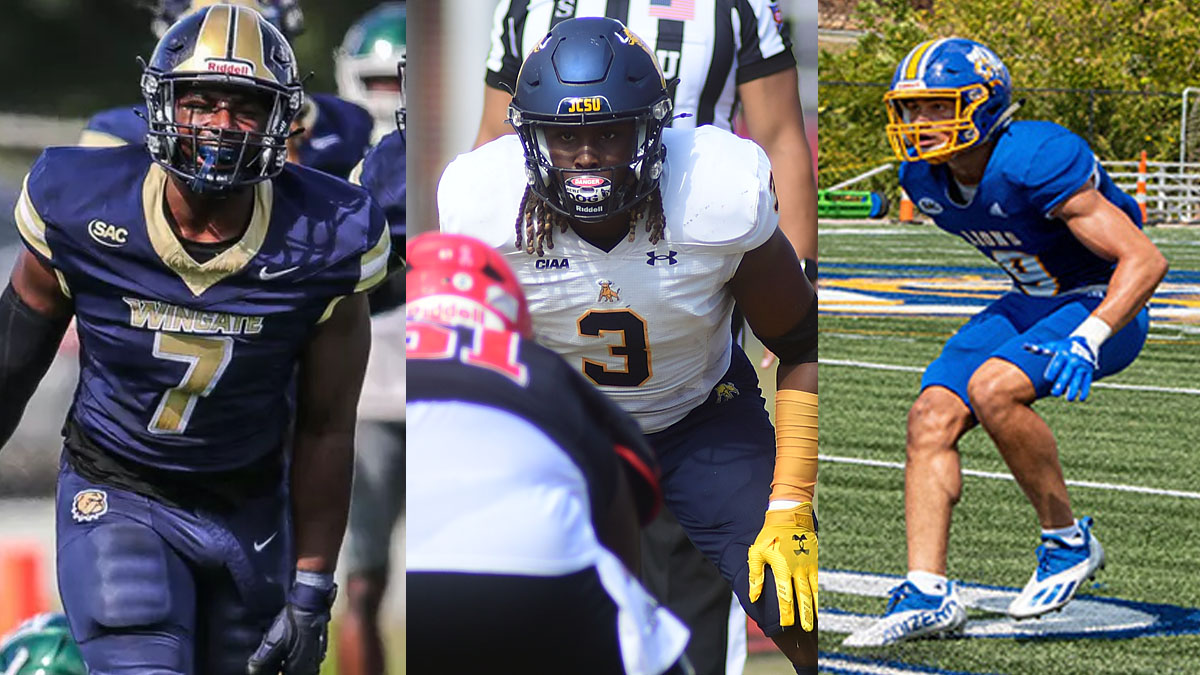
[439,126,778,433]
[14,145,389,471]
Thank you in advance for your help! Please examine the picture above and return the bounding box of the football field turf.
[813,220,1200,673]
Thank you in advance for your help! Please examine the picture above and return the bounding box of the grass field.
[814,220,1200,674]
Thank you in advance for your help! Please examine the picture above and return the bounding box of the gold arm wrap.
[771,390,818,503]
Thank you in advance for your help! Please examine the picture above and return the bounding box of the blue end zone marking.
[819,651,1000,675]
[825,568,1200,642]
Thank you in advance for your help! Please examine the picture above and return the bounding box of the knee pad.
[61,522,183,632]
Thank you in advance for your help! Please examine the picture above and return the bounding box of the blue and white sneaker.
[1008,516,1105,619]
[842,580,967,647]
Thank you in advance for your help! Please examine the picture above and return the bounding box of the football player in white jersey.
[439,18,819,673]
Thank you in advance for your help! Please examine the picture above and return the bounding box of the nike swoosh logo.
[308,134,339,150]
[259,266,299,280]
[253,532,277,553]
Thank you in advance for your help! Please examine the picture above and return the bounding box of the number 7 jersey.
[439,127,777,433]
[13,145,390,471]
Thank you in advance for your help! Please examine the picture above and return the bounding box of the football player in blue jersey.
[0,6,390,673]
[79,0,375,180]
[843,38,1169,647]
[337,34,406,675]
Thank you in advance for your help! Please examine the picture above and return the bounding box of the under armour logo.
[793,533,809,555]
[646,251,678,266]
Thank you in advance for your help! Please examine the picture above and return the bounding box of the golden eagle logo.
[715,382,740,403]
[71,489,109,523]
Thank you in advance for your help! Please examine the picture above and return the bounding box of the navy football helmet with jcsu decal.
[884,37,1015,164]
[141,3,304,194]
[508,17,673,223]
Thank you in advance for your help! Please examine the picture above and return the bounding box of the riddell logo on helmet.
[205,59,254,77]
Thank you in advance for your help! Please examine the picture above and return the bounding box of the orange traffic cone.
[898,187,915,223]
[0,542,49,636]
[1136,151,1148,223]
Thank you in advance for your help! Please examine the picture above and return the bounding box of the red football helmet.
[405,233,533,337]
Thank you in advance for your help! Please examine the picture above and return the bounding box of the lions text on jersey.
[900,121,1142,296]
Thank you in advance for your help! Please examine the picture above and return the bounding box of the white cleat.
[842,580,967,647]
[1008,516,1105,619]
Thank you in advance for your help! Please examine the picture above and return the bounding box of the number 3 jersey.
[900,120,1142,296]
[13,145,389,472]
[439,126,778,433]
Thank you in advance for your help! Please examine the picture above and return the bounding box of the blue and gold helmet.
[0,613,85,675]
[152,0,304,39]
[884,37,1012,163]
[141,3,304,193]
[509,17,673,223]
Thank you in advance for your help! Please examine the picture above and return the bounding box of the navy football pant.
[648,345,793,637]
[55,461,289,674]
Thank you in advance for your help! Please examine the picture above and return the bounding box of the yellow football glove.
[747,502,817,631]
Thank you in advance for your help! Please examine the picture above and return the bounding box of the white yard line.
[819,454,1200,500]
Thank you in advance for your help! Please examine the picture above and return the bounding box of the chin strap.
[981,99,1023,146]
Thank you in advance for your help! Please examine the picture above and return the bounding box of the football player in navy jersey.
[406,232,692,675]
[337,57,406,675]
[79,0,374,181]
[844,38,1168,647]
[0,6,389,673]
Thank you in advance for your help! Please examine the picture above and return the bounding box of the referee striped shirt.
[485,0,796,130]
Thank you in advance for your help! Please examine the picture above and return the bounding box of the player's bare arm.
[474,85,514,148]
[1055,186,1169,333]
[249,291,371,675]
[739,68,818,266]
[292,291,372,574]
[728,228,819,657]
[0,250,72,447]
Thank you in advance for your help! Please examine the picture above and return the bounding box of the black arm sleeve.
[0,283,71,448]
[757,295,818,365]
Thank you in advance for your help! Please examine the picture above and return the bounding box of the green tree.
[819,0,1200,194]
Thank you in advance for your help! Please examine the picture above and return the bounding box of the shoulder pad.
[657,126,777,252]
[437,135,528,249]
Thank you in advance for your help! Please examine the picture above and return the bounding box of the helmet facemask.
[884,84,991,164]
[141,4,304,195]
[143,74,302,194]
[511,97,671,223]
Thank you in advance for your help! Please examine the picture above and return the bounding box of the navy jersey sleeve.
[14,151,59,268]
[357,130,406,240]
[298,94,374,179]
[79,105,148,147]
[733,0,797,84]
[1016,129,1096,218]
